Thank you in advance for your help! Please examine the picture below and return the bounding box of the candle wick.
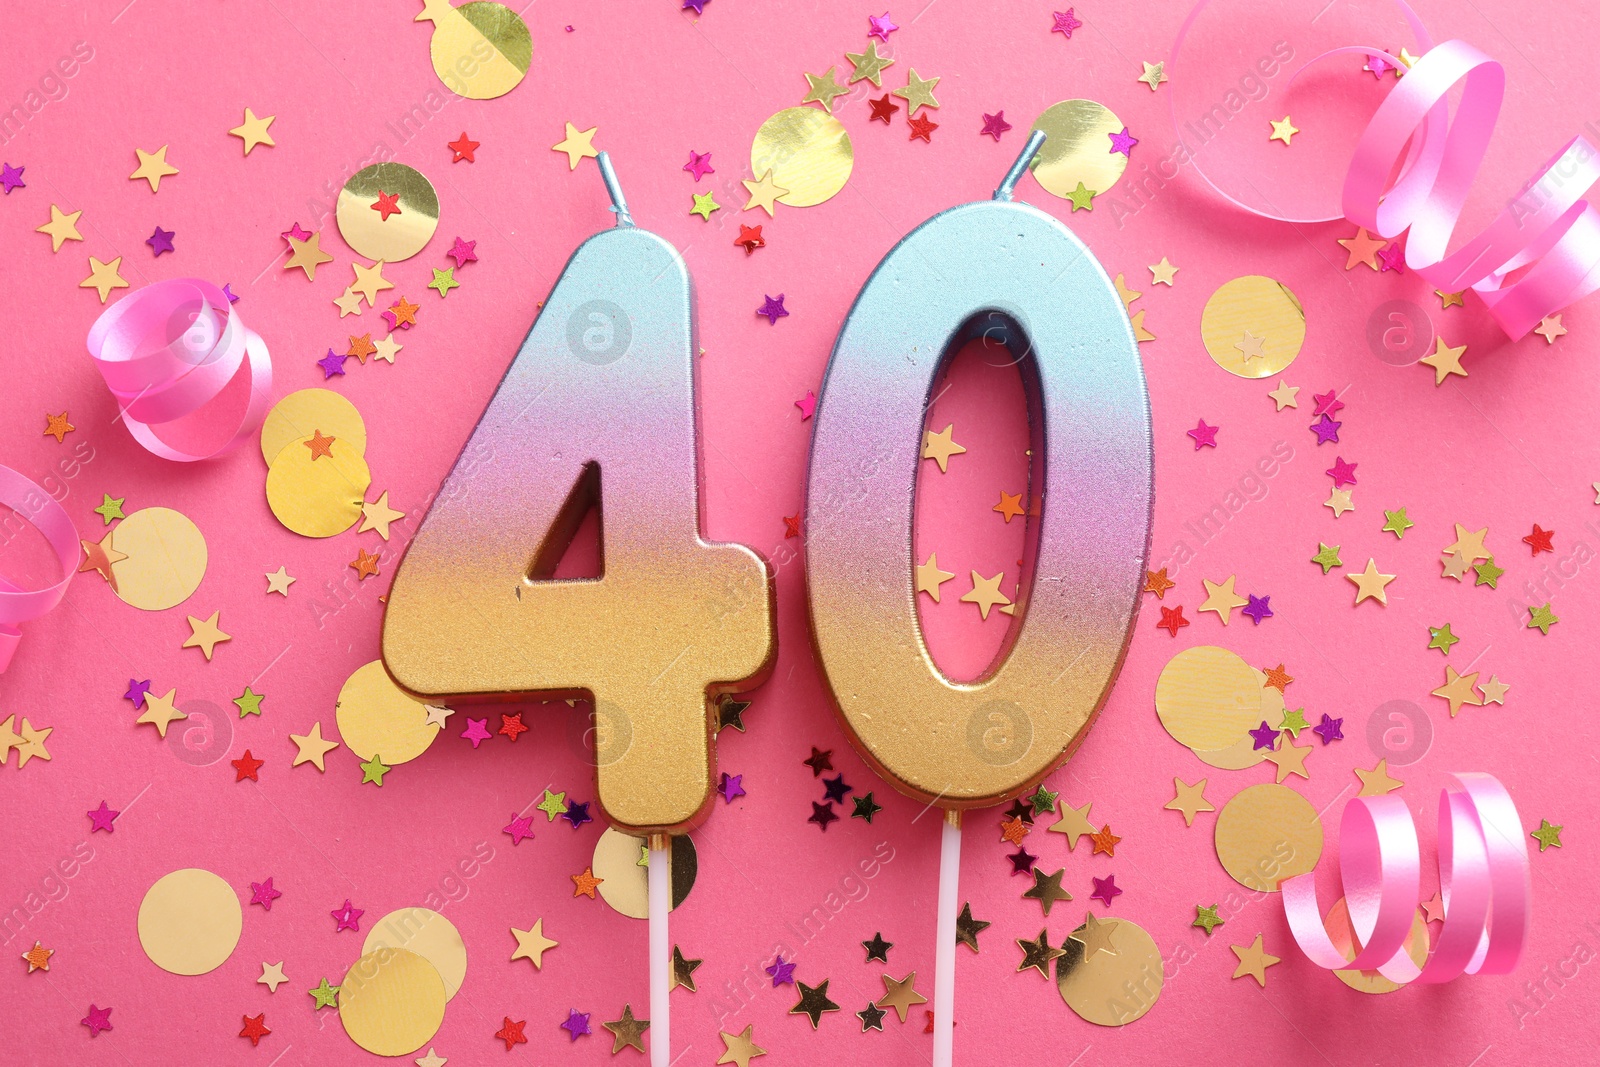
[995,129,1047,202]
[596,151,635,228]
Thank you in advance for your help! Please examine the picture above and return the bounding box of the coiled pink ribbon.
[0,467,79,673]
[1282,773,1530,983]
[1172,2,1600,339]
[86,279,272,461]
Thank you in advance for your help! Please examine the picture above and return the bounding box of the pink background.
[2,0,1595,1063]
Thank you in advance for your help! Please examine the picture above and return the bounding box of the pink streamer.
[1281,773,1530,984]
[0,467,79,674]
[86,279,272,462]
[1171,2,1600,339]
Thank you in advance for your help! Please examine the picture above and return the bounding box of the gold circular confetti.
[335,660,440,765]
[1201,275,1306,378]
[336,163,441,262]
[425,0,532,100]
[260,388,367,465]
[1028,100,1129,200]
[363,908,467,1001]
[1324,896,1429,995]
[1057,915,1163,1025]
[1154,646,1263,754]
[264,433,371,538]
[1214,783,1324,892]
[137,868,242,975]
[592,827,697,919]
[105,507,207,611]
[338,948,447,1057]
[750,106,853,208]
[1191,669,1283,771]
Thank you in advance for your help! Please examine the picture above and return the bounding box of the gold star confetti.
[1439,551,1472,580]
[289,722,339,771]
[1234,329,1266,361]
[1431,665,1482,717]
[1264,736,1313,783]
[552,122,600,169]
[183,610,231,660]
[1347,558,1395,605]
[1137,60,1167,90]
[510,919,558,968]
[1338,227,1385,270]
[1148,256,1178,285]
[359,491,406,539]
[14,718,51,768]
[717,1025,767,1067]
[349,260,393,306]
[1022,867,1073,915]
[916,552,955,601]
[130,144,179,192]
[1445,524,1491,562]
[1129,308,1156,341]
[603,1005,649,1053]
[1479,675,1510,704]
[1230,935,1281,985]
[741,169,788,217]
[960,571,1011,620]
[1268,116,1299,145]
[802,66,850,111]
[80,256,129,302]
[921,423,966,472]
[954,902,990,951]
[37,204,83,251]
[1050,801,1096,849]
[1530,819,1563,851]
[892,68,941,115]
[1419,336,1468,384]
[846,42,894,85]
[671,945,702,992]
[1264,380,1300,411]
[1115,272,1142,309]
[284,232,334,281]
[373,334,402,363]
[1165,778,1214,826]
[1015,929,1066,978]
[334,289,364,317]
[78,531,125,582]
[229,108,276,154]
[258,961,288,992]
[136,688,187,738]
[1436,288,1465,308]
[265,566,295,595]
[1325,487,1355,517]
[1198,575,1249,624]
[1355,759,1404,796]
[1068,911,1117,960]
[876,972,928,1021]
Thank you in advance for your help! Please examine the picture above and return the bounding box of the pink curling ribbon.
[1281,773,1530,984]
[86,279,272,461]
[1172,2,1600,339]
[0,467,79,673]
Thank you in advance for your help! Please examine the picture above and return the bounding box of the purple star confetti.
[1242,594,1273,625]
[980,111,1012,141]
[249,877,282,910]
[561,800,593,829]
[822,774,852,803]
[757,293,789,325]
[1007,847,1037,875]
[766,954,796,986]
[124,678,152,708]
[1249,720,1279,750]
[1313,713,1345,745]
[682,0,709,12]
[221,282,240,303]
[146,225,175,256]
[560,1009,592,1041]
[0,162,25,194]
[316,350,347,379]
[1108,127,1138,156]
[1310,413,1341,445]
[719,772,746,803]
[808,800,838,831]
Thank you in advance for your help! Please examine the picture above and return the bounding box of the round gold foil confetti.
[336,163,441,262]
[1324,896,1429,995]
[260,388,367,465]
[1201,275,1306,378]
[1057,915,1163,1025]
[105,507,207,611]
[1191,669,1283,771]
[1214,783,1323,892]
[265,433,371,538]
[338,947,447,1057]
[137,868,242,976]
[1154,646,1263,754]
[362,908,468,1002]
[422,0,532,100]
[750,106,853,208]
[335,660,440,765]
[592,827,697,919]
[1028,100,1129,200]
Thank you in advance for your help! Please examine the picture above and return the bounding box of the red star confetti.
[908,113,939,141]
[232,750,264,782]
[448,132,479,162]
[500,713,529,740]
[239,1014,271,1046]
[869,95,899,123]
[1523,525,1554,555]
[1157,605,1189,636]
[371,190,402,220]
[735,224,765,254]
